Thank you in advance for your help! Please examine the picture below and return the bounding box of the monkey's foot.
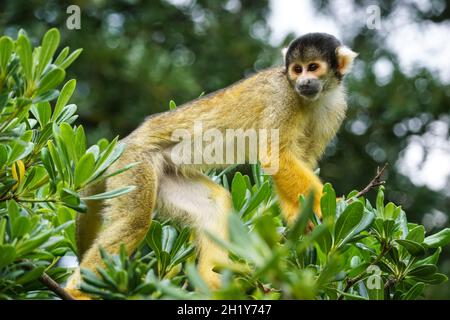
[200,270,222,291]
[65,287,92,300]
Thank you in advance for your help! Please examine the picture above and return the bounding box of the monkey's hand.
[266,151,323,227]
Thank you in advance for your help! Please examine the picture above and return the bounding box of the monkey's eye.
[293,65,303,74]
[308,63,319,72]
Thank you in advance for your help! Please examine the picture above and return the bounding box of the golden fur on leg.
[157,171,231,289]
[65,147,158,298]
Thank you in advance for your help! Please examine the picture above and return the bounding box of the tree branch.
[353,163,388,199]
[23,261,75,300]
[40,272,75,300]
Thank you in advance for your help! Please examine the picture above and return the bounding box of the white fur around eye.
[336,46,358,75]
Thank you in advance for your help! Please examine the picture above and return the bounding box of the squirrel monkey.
[65,33,357,298]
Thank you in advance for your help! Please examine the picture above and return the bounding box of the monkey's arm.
[268,150,323,224]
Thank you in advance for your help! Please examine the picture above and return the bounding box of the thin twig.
[40,272,75,300]
[23,261,75,300]
[353,163,388,199]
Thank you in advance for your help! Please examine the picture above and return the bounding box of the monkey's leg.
[157,172,231,289]
[65,160,157,299]
[75,180,106,260]
[267,150,323,225]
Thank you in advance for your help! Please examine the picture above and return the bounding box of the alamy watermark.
[170,121,280,174]
[366,5,382,30]
[366,265,382,290]
[66,5,81,30]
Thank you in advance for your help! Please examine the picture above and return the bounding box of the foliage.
[79,166,450,300]
[0,29,134,299]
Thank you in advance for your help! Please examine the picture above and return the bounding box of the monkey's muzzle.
[296,78,322,99]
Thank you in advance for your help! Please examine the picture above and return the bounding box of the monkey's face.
[284,33,358,102]
[286,59,329,100]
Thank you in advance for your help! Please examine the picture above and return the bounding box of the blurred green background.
[1,0,449,298]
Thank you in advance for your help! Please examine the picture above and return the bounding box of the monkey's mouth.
[297,88,320,100]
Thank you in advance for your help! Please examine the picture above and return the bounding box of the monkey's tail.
[75,180,106,260]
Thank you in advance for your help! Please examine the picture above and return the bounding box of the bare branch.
[353,163,388,199]
[40,272,75,300]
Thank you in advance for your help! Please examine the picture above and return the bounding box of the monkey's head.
[284,33,357,101]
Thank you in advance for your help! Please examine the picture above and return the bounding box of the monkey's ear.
[282,47,288,63]
[336,46,358,75]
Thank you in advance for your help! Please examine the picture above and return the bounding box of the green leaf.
[397,209,409,239]
[254,214,280,248]
[53,79,76,120]
[320,183,336,224]
[376,186,384,217]
[288,193,314,241]
[407,225,425,243]
[411,273,448,285]
[37,67,65,95]
[0,219,6,245]
[16,33,33,80]
[54,47,69,65]
[30,102,51,127]
[88,162,139,185]
[75,126,87,158]
[408,264,437,278]
[16,266,45,285]
[241,181,270,218]
[0,245,16,268]
[334,202,364,246]
[169,100,177,110]
[74,152,96,188]
[402,282,425,300]
[417,247,441,266]
[169,227,190,258]
[231,172,247,211]
[316,228,333,255]
[90,139,125,180]
[81,269,110,289]
[40,147,56,182]
[81,186,136,201]
[0,144,8,168]
[15,230,52,256]
[8,140,34,163]
[59,122,77,161]
[47,140,65,182]
[159,251,171,275]
[55,103,77,124]
[0,36,14,72]
[170,246,195,267]
[57,48,83,69]
[60,188,80,206]
[424,228,450,248]
[33,89,59,103]
[36,28,60,77]
[396,239,426,257]
[11,216,31,239]
[161,225,177,254]
[146,221,162,259]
